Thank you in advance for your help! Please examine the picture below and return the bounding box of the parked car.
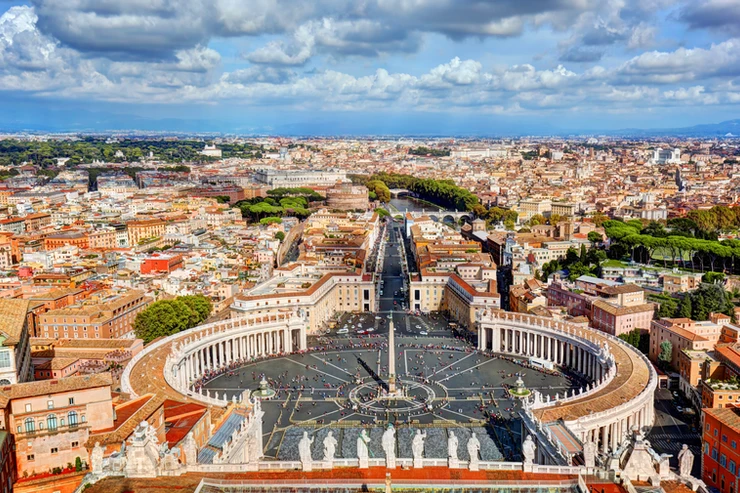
[338,328,349,334]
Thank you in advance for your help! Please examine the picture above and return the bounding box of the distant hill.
[613,119,740,138]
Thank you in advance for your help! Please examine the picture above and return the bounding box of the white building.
[650,147,681,164]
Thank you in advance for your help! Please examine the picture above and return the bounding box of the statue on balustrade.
[323,431,338,462]
[382,424,396,468]
[678,444,694,477]
[523,435,537,465]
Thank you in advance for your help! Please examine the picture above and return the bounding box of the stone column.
[478,325,487,351]
[601,426,608,454]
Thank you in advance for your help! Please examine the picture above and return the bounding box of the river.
[388,196,446,214]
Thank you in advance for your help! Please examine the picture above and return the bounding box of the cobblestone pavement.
[204,332,582,462]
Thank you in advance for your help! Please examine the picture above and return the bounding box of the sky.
[1,0,740,135]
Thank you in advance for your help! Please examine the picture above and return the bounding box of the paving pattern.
[203,332,584,462]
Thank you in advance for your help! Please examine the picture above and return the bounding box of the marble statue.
[181,432,198,465]
[91,442,104,474]
[299,431,314,470]
[523,435,537,465]
[357,429,371,468]
[382,424,396,468]
[323,431,338,462]
[448,431,459,461]
[678,444,694,477]
[125,421,161,478]
[467,433,481,471]
[412,430,427,468]
[583,439,598,468]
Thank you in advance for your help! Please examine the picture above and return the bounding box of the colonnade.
[482,326,608,382]
[177,327,300,389]
[478,314,656,463]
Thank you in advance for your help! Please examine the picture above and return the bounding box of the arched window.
[24,418,34,433]
[0,379,10,385]
[47,414,57,431]
[68,411,78,427]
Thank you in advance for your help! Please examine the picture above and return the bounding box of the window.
[50,447,58,454]
[732,441,737,449]
[723,435,729,443]
[47,399,54,410]
[71,441,79,448]
[68,411,78,427]
[24,418,34,433]
[47,414,57,431]
[27,455,34,461]
[0,351,10,368]
[721,454,727,467]
[730,461,736,474]
[713,448,719,460]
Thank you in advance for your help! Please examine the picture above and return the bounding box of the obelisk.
[388,312,396,394]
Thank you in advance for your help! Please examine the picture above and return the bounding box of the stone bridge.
[405,209,474,224]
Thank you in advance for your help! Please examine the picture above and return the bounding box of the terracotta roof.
[34,357,79,370]
[591,299,655,317]
[704,406,740,435]
[87,393,165,448]
[0,373,112,401]
[533,320,651,423]
[0,299,30,345]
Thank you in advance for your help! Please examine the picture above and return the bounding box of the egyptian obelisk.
[388,312,396,393]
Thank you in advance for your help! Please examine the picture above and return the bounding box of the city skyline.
[1,0,740,134]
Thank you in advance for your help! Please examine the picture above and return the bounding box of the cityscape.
[1,2,740,493]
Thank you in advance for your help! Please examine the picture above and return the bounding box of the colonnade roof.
[531,324,651,423]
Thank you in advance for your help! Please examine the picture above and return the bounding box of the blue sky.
[0,0,739,134]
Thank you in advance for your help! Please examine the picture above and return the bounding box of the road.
[647,388,702,477]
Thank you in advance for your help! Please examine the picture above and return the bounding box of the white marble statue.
[382,425,396,468]
[448,431,459,461]
[323,431,338,462]
[412,430,427,467]
[523,435,537,465]
[678,444,695,477]
[467,433,481,471]
[181,432,198,465]
[91,442,104,474]
[299,431,314,470]
[357,429,371,467]
[583,439,598,468]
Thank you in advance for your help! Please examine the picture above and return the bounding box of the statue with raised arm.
[323,431,338,463]
[678,444,694,477]
[298,431,314,471]
[382,424,396,468]
[412,430,426,468]
[357,429,371,468]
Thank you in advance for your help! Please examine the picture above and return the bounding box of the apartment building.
[0,373,115,478]
[0,300,33,385]
[126,219,166,246]
[38,290,152,340]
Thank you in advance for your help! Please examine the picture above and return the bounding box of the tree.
[274,231,285,241]
[677,296,693,318]
[504,218,516,231]
[75,457,83,472]
[375,208,390,218]
[549,213,563,225]
[366,180,390,203]
[214,195,231,204]
[528,214,546,226]
[179,295,212,324]
[658,341,673,368]
[259,217,283,225]
[133,296,211,343]
[133,299,193,343]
